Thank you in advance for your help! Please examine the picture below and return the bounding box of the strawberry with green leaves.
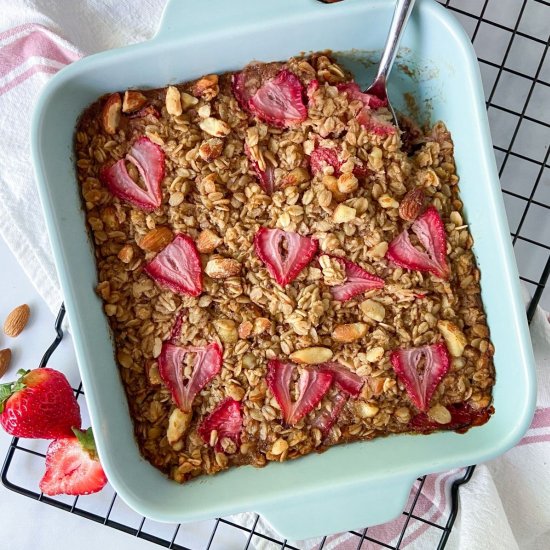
[0,368,81,438]
[40,427,108,496]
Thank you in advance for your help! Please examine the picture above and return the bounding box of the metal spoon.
[365,0,416,130]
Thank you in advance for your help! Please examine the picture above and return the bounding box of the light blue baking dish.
[31,0,536,540]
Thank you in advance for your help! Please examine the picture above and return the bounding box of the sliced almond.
[437,320,467,357]
[227,383,246,401]
[428,404,452,424]
[271,438,289,456]
[199,138,224,162]
[0,348,11,378]
[199,117,231,137]
[333,204,356,223]
[181,92,199,110]
[332,322,367,343]
[280,167,310,188]
[167,408,192,448]
[290,346,333,365]
[213,319,238,343]
[196,229,222,253]
[205,258,241,278]
[337,173,358,194]
[253,317,271,335]
[101,93,122,134]
[3,304,30,337]
[366,346,385,362]
[166,85,183,116]
[356,401,379,418]
[360,299,385,322]
[122,90,147,113]
[139,226,174,252]
[378,194,399,209]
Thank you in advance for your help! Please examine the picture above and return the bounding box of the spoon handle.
[373,0,416,92]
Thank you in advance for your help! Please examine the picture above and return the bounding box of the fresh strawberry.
[308,145,368,178]
[337,82,388,109]
[244,143,276,194]
[254,227,318,287]
[311,390,348,437]
[100,136,165,212]
[386,206,450,279]
[329,257,385,302]
[357,107,395,136]
[267,359,333,425]
[390,342,450,412]
[232,62,284,112]
[316,362,364,397]
[248,69,307,127]
[198,398,243,452]
[169,310,184,343]
[409,403,493,434]
[158,342,222,412]
[144,233,203,296]
[39,427,107,496]
[0,368,81,439]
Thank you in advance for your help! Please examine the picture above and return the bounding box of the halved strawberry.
[39,428,107,496]
[267,360,333,425]
[337,82,388,109]
[329,257,385,302]
[232,62,284,112]
[248,69,307,127]
[316,362,364,397]
[390,342,450,412]
[158,342,222,412]
[144,234,202,296]
[254,227,318,287]
[409,403,493,434]
[357,107,395,136]
[244,143,276,194]
[309,145,368,178]
[311,390,348,437]
[386,206,450,279]
[198,398,243,452]
[100,136,164,212]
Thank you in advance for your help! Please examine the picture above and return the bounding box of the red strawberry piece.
[100,136,165,212]
[306,79,320,106]
[386,206,450,279]
[248,69,307,127]
[244,144,276,194]
[357,107,395,136]
[311,390,348,437]
[316,362,364,397]
[409,403,493,434]
[390,342,450,412]
[127,105,160,119]
[144,234,202,296]
[309,146,368,179]
[0,368,81,439]
[267,359,333,425]
[232,62,284,111]
[198,398,243,452]
[169,310,184,343]
[337,82,388,109]
[254,227,318,287]
[329,257,385,302]
[39,427,107,496]
[158,342,222,412]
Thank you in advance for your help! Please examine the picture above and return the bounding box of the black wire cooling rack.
[2,1,550,548]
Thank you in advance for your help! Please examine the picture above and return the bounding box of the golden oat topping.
[75,52,495,482]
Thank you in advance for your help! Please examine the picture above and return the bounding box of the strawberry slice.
[409,403,493,434]
[144,234,202,296]
[198,398,243,452]
[311,390,348,437]
[316,362,364,397]
[390,342,450,412]
[100,136,164,212]
[254,227,318,287]
[329,257,384,302]
[39,428,107,496]
[169,310,184,343]
[248,69,307,127]
[267,360,333,425]
[158,342,222,412]
[244,144,276,194]
[309,145,368,178]
[357,107,395,136]
[337,82,388,109]
[386,206,450,279]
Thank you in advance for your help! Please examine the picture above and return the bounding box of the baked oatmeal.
[75,52,495,482]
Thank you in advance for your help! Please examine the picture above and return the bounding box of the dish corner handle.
[256,477,412,540]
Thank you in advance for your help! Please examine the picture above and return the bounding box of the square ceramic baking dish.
[31,0,536,540]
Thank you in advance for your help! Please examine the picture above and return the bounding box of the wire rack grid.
[2,0,549,548]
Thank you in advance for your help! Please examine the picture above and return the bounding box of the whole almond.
[4,304,30,337]
[101,93,122,134]
[399,188,425,221]
[122,90,147,113]
[289,346,333,365]
[332,322,368,343]
[139,227,174,252]
[0,348,11,378]
[196,228,222,253]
